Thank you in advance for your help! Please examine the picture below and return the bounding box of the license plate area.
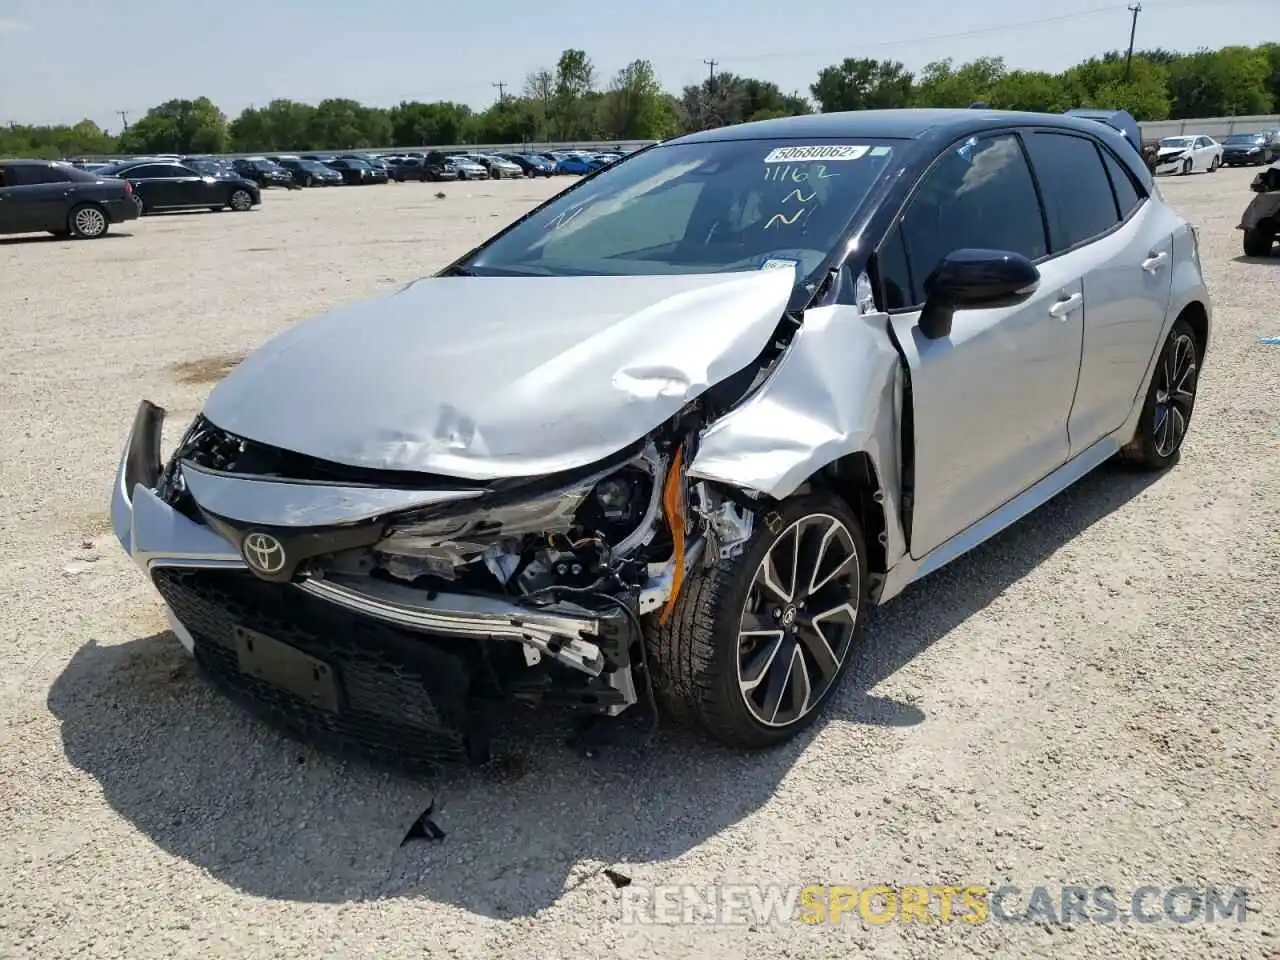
[233,626,340,713]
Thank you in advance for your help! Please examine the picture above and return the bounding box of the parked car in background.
[1152,135,1222,175]
[341,154,394,180]
[1240,158,1280,257]
[323,157,388,185]
[455,153,522,179]
[385,156,459,182]
[1220,132,1277,166]
[429,151,485,180]
[232,157,298,190]
[108,108,1210,764]
[270,156,344,187]
[499,153,554,177]
[0,159,139,239]
[98,160,261,214]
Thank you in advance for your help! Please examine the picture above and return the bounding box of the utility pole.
[1124,2,1142,82]
[116,110,130,130]
[703,59,719,129]
[492,81,507,106]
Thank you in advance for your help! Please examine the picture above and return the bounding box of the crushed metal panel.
[687,304,908,566]
[201,270,795,481]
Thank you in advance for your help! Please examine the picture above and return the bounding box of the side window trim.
[872,127,1050,314]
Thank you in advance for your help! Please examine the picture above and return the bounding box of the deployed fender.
[687,303,908,567]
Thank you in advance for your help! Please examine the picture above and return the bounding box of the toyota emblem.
[242,532,286,575]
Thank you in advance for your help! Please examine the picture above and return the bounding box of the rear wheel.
[647,490,868,748]
[1243,226,1275,257]
[1120,317,1200,470]
[68,203,109,239]
[1209,155,1220,172]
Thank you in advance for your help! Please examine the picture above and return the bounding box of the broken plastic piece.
[400,800,447,845]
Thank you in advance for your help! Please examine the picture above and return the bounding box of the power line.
[1124,2,1143,81]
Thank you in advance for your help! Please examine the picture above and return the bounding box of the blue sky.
[0,0,1272,131]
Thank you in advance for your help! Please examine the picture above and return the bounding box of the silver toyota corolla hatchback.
[111,108,1210,765]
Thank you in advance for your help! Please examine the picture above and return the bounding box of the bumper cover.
[111,401,643,755]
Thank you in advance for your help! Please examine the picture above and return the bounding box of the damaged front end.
[112,393,759,766]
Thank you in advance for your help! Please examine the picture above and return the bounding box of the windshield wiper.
[438,263,477,277]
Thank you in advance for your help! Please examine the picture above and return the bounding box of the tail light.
[123,180,133,195]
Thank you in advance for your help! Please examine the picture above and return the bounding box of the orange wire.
[659,445,686,625]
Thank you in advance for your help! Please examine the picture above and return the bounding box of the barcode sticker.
[763,145,870,163]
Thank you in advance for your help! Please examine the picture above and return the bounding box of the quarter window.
[1099,148,1143,219]
[1023,132,1119,250]
[878,133,1047,309]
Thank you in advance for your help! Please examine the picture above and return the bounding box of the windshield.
[465,138,897,286]
[1159,137,1193,147]
[1224,134,1261,144]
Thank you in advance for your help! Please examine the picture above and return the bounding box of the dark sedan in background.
[499,153,554,177]
[324,157,388,185]
[97,160,261,214]
[1221,132,1277,166]
[232,157,299,189]
[271,156,344,187]
[0,159,139,238]
[385,155,459,182]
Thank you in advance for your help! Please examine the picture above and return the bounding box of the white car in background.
[1153,135,1224,176]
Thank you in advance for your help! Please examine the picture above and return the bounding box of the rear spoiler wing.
[1064,108,1143,156]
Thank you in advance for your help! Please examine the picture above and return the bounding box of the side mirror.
[917,248,1041,339]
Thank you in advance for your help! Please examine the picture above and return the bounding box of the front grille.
[153,567,483,768]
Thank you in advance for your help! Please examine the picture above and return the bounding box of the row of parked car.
[75,147,633,193]
[1144,128,1280,176]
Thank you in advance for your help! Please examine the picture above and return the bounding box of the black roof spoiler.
[1064,108,1143,155]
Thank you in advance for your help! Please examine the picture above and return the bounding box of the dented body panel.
[202,270,795,481]
[687,304,908,568]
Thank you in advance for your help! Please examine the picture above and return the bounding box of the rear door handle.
[1142,251,1169,273]
[1049,292,1083,319]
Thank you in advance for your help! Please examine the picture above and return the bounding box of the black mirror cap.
[924,248,1041,308]
[918,249,1041,340]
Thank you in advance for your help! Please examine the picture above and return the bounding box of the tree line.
[3,43,1278,159]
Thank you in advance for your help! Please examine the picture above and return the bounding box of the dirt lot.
[1,169,1277,959]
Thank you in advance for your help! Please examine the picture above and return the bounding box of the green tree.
[388,100,472,146]
[304,98,390,149]
[0,120,117,158]
[811,58,914,112]
[551,48,597,139]
[117,97,228,154]
[599,59,677,139]
[912,57,1006,107]
[1061,55,1171,119]
[229,99,318,152]
[986,70,1070,113]
[1167,46,1272,117]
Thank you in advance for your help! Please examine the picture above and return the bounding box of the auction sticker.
[760,258,799,271]
[763,144,870,163]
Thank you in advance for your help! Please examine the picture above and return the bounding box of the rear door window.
[1099,148,1143,220]
[1022,132,1120,251]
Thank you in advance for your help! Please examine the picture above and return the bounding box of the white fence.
[1139,114,1280,139]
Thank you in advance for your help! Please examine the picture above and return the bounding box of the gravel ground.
[0,170,1277,959]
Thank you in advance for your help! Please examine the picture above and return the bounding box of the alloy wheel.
[73,206,107,237]
[230,190,253,211]
[1153,332,1197,458]
[736,514,860,728]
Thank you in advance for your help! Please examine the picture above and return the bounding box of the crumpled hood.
[1156,146,1190,158]
[202,270,795,481]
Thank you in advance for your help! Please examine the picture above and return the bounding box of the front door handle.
[1142,251,1170,273]
[1049,292,1083,319]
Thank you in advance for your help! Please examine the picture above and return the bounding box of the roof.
[668,108,1131,145]
[0,158,61,166]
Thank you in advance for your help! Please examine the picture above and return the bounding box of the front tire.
[68,203,109,239]
[1181,158,1193,175]
[647,491,868,748]
[228,189,254,212]
[1120,317,1200,471]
